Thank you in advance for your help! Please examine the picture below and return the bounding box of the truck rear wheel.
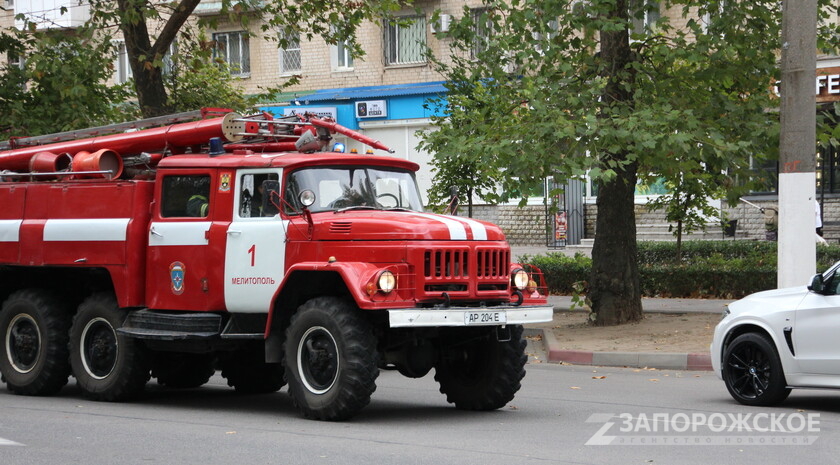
[284,297,379,421]
[434,325,527,410]
[0,289,71,396]
[69,293,150,401]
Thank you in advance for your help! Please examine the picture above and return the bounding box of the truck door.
[146,171,220,310]
[224,169,287,313]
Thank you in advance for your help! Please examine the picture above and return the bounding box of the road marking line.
[0,437,24,446]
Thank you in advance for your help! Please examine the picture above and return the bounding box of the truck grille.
[476,248,508,278]
[424,249,468,278]
[421,247,510,298]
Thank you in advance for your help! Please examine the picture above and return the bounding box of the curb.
[535,328,713,371]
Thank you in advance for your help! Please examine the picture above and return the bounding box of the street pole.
[778,0,818,288]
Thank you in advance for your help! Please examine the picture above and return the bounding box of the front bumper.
[388,305,553,328]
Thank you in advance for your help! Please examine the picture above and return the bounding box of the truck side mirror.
[262,180,280,216]
[808,273,825,293]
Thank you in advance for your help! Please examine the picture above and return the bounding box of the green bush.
[519,241,840,299]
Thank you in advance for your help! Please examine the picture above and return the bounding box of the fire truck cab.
[0,111,552,420]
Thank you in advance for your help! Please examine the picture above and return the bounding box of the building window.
[162,41,178,76]
[818,144,840,194]
[279,29,301,75]
[113,41,176,83]
[471,8,494,59]
[213,31,250,77]
[630,0,660,35]
[335,38,354,69]
[384,15,426,65]
[114,41,133,84]
[7,51,23,70]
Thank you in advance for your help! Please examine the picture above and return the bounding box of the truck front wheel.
[69,293,150,401]
[284,297,379,421]
[434,325,527,410]
[0,289,71,396]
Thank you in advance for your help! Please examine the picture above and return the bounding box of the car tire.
[434,325,527,410]
[722,332,791,406]
[69,293,150,401]
[284,297,378,421]
[0,289,71,396]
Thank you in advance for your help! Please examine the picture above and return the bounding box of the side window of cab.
[161,175,212,218]
[238,171,280,218]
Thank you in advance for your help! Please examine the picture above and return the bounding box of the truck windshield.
[284,166,424,213]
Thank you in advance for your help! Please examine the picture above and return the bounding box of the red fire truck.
[0,110,552,420]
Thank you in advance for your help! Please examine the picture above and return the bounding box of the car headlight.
[378,270,396,294]
[721,307,731,320]
[512,268,529,291]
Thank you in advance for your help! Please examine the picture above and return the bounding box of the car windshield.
[284,165,424,214]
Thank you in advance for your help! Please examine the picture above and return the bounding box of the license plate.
[464,311,507,325]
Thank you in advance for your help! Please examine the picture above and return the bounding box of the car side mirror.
[808,273,825,293]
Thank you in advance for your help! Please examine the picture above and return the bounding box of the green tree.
[163,45,253,114]
[423,0,803,325]
[0,29,132,140]
[645,167,729,262]
[84,0,408,117]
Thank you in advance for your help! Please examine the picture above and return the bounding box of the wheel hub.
[298,326,339,394]
[81,319,118,379]
[7,315,40,373]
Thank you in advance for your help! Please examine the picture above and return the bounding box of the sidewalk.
[525,296,731,371]
[510,246,729,371]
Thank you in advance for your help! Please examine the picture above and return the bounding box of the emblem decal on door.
[219,172,231,192]
[170,261,186,295]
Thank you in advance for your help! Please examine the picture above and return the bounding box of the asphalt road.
[2,365,839,464]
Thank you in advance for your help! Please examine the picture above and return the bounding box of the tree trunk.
[588,0,643,326]
[590,165,643,325]
[117,0,201,118]
[676,218,683,262]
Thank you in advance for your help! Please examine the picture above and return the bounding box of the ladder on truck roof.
[0,108,231,151]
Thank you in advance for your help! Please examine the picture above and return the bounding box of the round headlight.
[512,269,529,291]
[378,270,396,293]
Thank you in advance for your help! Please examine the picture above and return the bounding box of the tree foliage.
[422,0,829,325]
[163,44,254,114]
[84,0,408,117]
[0,28,132,140]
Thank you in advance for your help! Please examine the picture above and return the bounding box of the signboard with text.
[282,107,337,120]
[355,100,387,118]
[817,66,840,103]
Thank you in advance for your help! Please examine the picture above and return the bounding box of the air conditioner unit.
[430,14,451,34]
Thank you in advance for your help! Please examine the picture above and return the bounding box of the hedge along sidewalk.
[519,240,840,299]
[525,296,732,371]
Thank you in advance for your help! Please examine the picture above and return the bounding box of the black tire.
[284,297,379,421]
[69,293,150,401]
[434,325,527,410]
[152,353,216,389]
[220,343,286,394]
[722,332,791,406]
[0,289,71,396]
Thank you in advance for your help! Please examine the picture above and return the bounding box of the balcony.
[15,0,90,30]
